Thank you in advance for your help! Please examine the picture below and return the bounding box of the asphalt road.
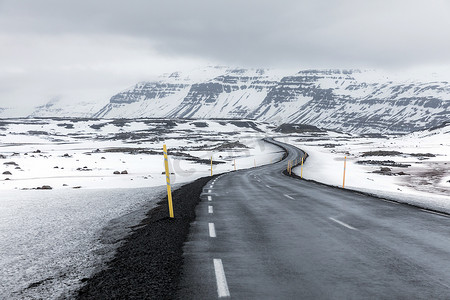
[178,139,450,299]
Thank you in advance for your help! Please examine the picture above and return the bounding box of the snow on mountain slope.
[95,68,449,133]
[272,70,450,133]
[6,67,448,134]
[29,99,108,118]
[94,67,281,119]
[167,69,280,119]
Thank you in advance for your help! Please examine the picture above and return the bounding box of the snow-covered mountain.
[12,67,449,134]
[93,67,282,119]
[92,67,449,133]
[0,99,108,118]
[29,99,108,118]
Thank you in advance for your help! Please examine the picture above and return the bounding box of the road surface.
[179,139,450,299]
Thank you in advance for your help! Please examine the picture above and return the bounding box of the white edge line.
[284,194,294,200]
[213,259,230,298]
[208,205,213,214]
[420,209,449,218]
[329,217,357,230]
[381,199,400,205]
[207,195,212,201]
[209,223,216,237]
[265,185,271,188]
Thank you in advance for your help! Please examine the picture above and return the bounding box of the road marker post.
[289,160,292,175]
[234,159,236,171]
[254,158,256,167]
[342,156,347,188]
[163,144,174,218]
[211,155,213,176]
[301,157,303,178]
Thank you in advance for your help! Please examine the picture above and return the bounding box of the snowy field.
[0,118,283,299]
[277,122,450,213]
[0,118,282,191]
[0,187,165,299]
[1,117,448,298]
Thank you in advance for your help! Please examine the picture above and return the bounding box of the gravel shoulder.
[76,175,214,299]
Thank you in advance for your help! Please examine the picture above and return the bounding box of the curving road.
[178,139,450,299]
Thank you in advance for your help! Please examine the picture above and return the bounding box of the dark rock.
[191,122,208,128]
[113,171,121,175]
[361,151,403,157]
[121,170,128,174]
[357,160,411,168]
[57,123,74,129]
[2,171,12,175]
[275,123,324,133]
[77,167,92,171]
[409,153,436,157]
[37,185,52,190]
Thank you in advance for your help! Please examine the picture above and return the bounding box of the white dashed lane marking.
[284,194,294,200]
[208,196,212,201]
[329,217,357,230]
[213,259,230,298]
[208,205,214,214]
[209,223,216,237]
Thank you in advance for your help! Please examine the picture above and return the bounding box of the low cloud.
[1,0,449,107]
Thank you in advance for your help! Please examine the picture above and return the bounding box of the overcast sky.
[1,0,450,108]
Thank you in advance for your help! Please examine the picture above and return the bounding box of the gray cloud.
[0,0,449,107]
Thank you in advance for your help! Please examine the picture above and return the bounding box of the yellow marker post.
[342,156,347,188]
[211,156,213,176]
[234,159,236,171]
[301,157,303,178]
[289,160,292,175]
[163,144,174,218]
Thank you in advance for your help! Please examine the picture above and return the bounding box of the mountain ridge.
[2,67,449,134]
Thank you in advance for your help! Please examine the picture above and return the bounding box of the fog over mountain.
[1,0,450,110]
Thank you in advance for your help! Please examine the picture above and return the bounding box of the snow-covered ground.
[277,123,450,213]
[0,118,283,299]
[0,118,283,191]
[0,187,165,299]
[1,117,447,299]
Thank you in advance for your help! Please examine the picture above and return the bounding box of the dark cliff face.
[166,70,279,118]
[98,68,449,134]
[110,82,189,104]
